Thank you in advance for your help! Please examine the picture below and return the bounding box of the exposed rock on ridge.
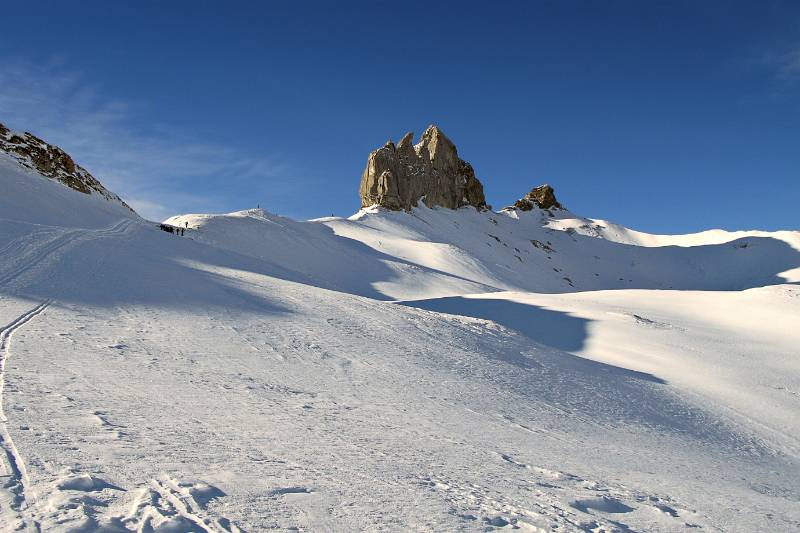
[512,184,563,211]
[359,125,488,211]
[0,121,134,212]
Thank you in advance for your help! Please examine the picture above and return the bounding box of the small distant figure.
[182,228,185,236]
[185,221,188,229]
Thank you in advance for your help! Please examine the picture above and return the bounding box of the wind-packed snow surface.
[2,155,800,532]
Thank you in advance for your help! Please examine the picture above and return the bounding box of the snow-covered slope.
[164,209,492,300]
[0,123,134,220]
[405,286,800,458]
[339,204,800,292]
[548,213,800,248]
[169,203,800,299]
[2,152,800,531]
[0,153,137,229]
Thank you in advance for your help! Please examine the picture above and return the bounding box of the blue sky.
[1,1,798,232]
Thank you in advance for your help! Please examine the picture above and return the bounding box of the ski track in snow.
[0,220,244,532]
[145,475,243,533]
[0,218,133,291]
[0,300,49,532]
[0,213,247,531]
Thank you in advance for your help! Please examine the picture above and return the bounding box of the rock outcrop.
[512,184,563,211]
[359,125,488,211]
[0,121,134,211]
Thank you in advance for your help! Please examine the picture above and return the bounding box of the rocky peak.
[512,184,563,211]
[0,121,134,212]
[359,125,488,211]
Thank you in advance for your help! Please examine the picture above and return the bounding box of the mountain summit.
[511,183,563,211]
[359,125,488,211]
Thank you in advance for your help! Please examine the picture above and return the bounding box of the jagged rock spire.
[359,125,488,211]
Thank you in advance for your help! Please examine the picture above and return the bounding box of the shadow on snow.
[401,295,665,384]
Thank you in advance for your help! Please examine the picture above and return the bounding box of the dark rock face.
[359,125,488,211]
[513,184,563,211]
[0,121,134,212]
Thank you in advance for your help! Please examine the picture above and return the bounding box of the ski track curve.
[0,300,50,532]
[0,218,134,290]
[0,219,133,530]
[0,220,244,532]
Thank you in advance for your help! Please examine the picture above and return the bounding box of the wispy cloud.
[0,60,290,221]
[775,47,800,80]
[759,43,800,84]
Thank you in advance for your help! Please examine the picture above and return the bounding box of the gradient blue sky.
[1,1,798,232]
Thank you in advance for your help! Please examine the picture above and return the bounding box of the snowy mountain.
[1,125,799,532]
[0,122,134,222]
[166,197,800,299]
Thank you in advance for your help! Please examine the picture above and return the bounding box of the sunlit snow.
[1,152,799,532]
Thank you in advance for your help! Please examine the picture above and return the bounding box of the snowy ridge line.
[0,300,50,532]
[0,218,134,289]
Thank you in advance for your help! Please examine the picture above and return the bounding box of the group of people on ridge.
[159,221,189,236]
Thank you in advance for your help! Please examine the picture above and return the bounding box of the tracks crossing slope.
[0,219,134,290]
[0,300,49,532]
